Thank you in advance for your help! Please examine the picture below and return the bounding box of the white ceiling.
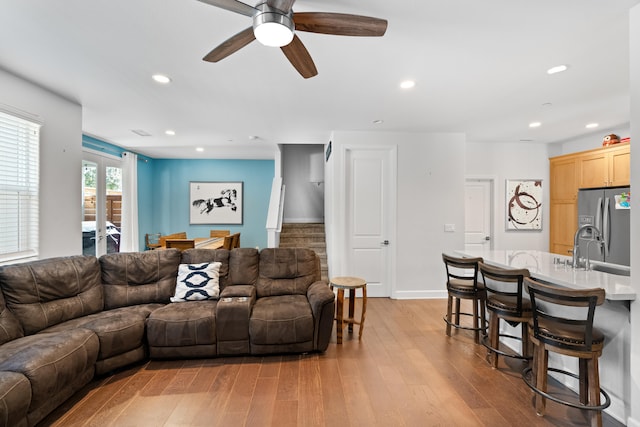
[1,0,638,159]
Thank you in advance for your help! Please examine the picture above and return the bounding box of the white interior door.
[345,148,394,297]
[464,179,493,250]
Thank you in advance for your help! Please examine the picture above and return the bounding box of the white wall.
[465,142,549,251]
[628,4,640,427]
[0,68,83,260]
[326,131,466,299]
[282,144,325,223]
[548,123,631,157]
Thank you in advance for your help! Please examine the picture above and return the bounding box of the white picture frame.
[506,179,542,231]
[189,181,243,225]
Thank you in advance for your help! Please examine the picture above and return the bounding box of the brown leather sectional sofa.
[0,247,335,427]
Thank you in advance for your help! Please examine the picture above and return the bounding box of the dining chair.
[210,230,230,238]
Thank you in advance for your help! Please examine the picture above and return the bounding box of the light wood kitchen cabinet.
[548,142,630,255]
[577,143,630,188]
[549,155,578,255]
[608,144,631,186]
[549,202,577,255]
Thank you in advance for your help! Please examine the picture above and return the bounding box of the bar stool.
[442,253,486,344]
[478,262,532,368]
[522,277,610,427]
[330,276,367,344]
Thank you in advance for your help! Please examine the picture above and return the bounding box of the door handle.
[484,236,491,241]
[381,240,389,246]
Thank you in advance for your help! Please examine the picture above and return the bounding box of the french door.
[82,151,123,256]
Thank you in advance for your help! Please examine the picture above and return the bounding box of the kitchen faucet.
[572,224,602,269]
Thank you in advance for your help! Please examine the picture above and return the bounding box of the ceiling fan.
[197,0,388,78]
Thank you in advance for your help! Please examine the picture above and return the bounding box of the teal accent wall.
[83,135,126,157]
[149,159,274,249]
[83,136,274,250]
[137,157,156,249]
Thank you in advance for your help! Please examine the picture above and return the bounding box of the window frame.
[0,110,41,263]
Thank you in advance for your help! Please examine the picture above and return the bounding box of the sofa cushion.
[0,256,103,334]
[0,292,23,345]
[249,295,314,346]
[228,248,259,286]
[171,262,221,302]
[41,304,161,361]
[256,248,320,297]
[0,329,99,417]
[100,249,181,309]
[0,371,30,427]
[181,248,230,290]
[147,301,217,348]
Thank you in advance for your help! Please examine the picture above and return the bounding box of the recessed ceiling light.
[373,119,384,124]
[400,80,415,89]
[529,122,542,128]
[165,130,176,136]
[547,65,568,75]
[542,102,553,108]
[586,123,599,129]
[196,147,204,152]
[152,74,172,84]
[248,135,259,140]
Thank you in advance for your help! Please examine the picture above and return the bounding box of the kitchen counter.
[455,249,633,423]
[454,249,635,301]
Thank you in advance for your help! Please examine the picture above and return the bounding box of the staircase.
[279,223,328,282]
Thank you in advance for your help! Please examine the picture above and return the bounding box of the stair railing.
[266,177,285,248]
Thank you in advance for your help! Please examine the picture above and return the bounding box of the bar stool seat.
[479,262,532,368]
[442,253,486,344]
[522,277,611,427]
[330,276,367,344]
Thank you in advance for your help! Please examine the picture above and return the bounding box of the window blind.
[0,110,40,262]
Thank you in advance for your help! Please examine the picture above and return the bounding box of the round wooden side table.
[330,276,367,344]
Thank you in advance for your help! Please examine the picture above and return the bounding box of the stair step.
[280,222,327,281]
[280,239,326,247]
[282,223,325,232]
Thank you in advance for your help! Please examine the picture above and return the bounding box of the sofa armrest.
[220,285,256,299]
[307,281,335,351]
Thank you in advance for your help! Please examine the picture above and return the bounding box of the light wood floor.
[38,298,623,427]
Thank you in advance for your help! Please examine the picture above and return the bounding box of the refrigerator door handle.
[596,197,604,255]
[603,197,610,256]
[595,197,603,232]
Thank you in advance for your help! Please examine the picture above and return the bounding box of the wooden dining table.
[158,237,224,250]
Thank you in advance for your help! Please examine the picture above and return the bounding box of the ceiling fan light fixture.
[253,5,294,47]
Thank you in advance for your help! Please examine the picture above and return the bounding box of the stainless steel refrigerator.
[577,186,630,266]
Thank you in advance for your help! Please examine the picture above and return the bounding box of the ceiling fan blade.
[294,12,388,37]
[203,27,256,62]
[196,0,257,17]
[267,0,296,13]
[281,35,318,79]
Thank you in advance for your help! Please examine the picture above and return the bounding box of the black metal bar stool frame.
[478,262,532,368]
[522,277,611,427]
[442,253,487,344]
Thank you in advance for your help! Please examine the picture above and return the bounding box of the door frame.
[464,175,496,251]
[335,144,397,298]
